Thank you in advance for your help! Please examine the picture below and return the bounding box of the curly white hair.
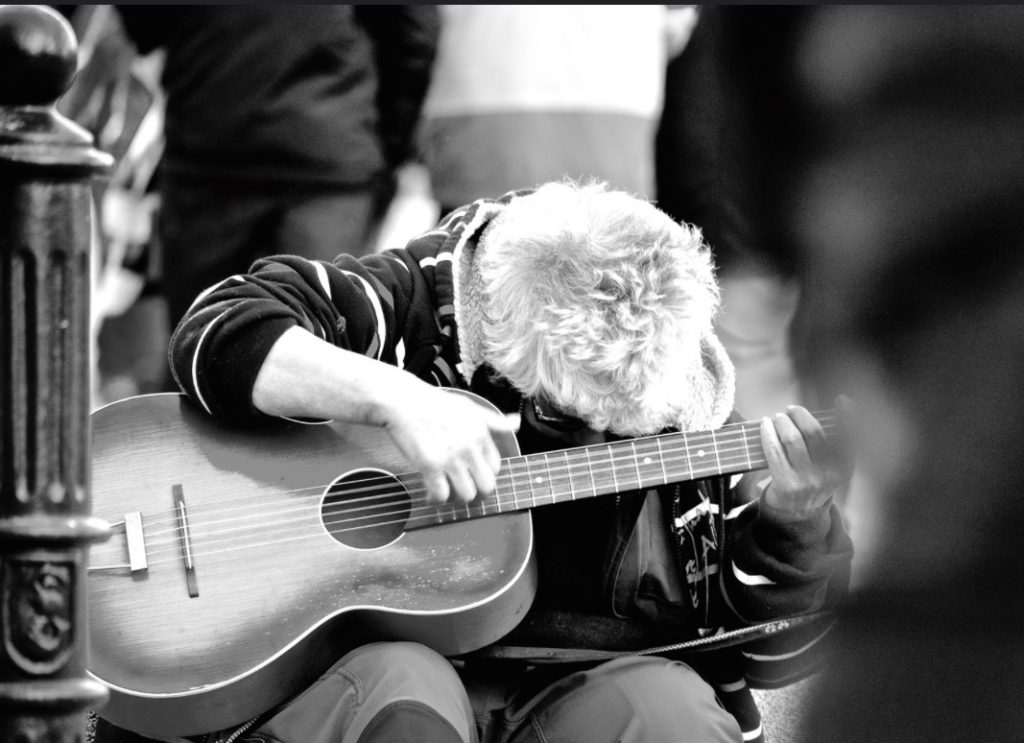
[477,180,723,435]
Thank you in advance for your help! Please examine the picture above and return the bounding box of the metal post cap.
[0,5,78,106]
[0,5,113,172]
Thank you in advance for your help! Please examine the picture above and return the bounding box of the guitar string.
[101,444,768,569]
[116,425,769,542]
[128,414,836,537]
[125,424,764,533]
[111,417,837,564]
[131,422,786,539]
[107,422,840,568]
[125,433,769,555]
[106,412,835,528]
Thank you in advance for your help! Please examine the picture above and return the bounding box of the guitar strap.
[460,610,834,664]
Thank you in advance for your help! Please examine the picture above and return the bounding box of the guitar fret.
[634,440,664,489]
[631,442,642,487]
[584,447,597,496]
[524,456,537,507]
[744,423,754,472]
[564,451,576,501]
[543,452,554,504]
[508,456,520,511]
[711,432,722,474]
[655,437,669,484]
[608,443,620,492]
[689,433,716,479]
[683,431,695,480]
[524,454,554,505]
[609,442,640,490]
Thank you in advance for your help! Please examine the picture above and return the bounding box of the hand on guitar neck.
[757,395,855,520]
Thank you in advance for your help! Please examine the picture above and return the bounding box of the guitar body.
[87,391,536,738]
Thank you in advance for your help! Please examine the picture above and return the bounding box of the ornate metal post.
[0,5,114,742]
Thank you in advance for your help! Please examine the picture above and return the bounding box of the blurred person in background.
[55,5,167,406]
[656,6,814,420]
[114,5,439,358]
[752,6,1024,741]
[416,5,699,218]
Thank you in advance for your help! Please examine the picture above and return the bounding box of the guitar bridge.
[173,484,200,598]
[87,511,148,573]
[124,511,148,572]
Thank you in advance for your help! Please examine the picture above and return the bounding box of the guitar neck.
[407,411,836,530]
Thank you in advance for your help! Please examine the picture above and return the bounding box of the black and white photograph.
[1,5,1022,743]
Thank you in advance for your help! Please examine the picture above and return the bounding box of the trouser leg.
[474,656,742,743]
[249,642,475,743]
[275,190,380,261]
[715,271,802,419]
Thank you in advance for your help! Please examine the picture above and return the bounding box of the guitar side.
[87,392,536,738]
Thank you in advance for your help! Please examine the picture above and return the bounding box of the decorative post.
[0,5,114,742]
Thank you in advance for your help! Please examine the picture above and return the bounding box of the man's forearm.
[251,325,424,426]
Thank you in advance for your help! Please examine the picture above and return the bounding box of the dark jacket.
[655,7,813,276]
[116,5,439,186]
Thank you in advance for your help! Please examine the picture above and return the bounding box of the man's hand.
[253,327,516,506]
[381,387,518,506]
[759,403,851,519]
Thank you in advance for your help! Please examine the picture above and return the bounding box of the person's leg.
[714,269,803,419]
[249,642,475,743]
[158,176,277,334]
[161,182,377,332]
[476,656,742,743]
[275,190,380,262]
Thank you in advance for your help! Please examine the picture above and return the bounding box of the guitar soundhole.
[320,468,411,549]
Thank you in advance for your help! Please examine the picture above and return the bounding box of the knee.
[341,641,454,678]
[254,642,473,743]
[603,658,741,738]
[335,641,467,704]
[337,642,473,743]
[342,640,445,664]
[605,656,712,700]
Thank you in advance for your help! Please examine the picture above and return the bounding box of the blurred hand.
[759,402,852,519]
[382,387,518,506]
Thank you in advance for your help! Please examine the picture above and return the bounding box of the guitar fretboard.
[407,411,837,529]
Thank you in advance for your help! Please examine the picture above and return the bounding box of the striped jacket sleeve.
[718,476,854,687]
[167,243,447,422]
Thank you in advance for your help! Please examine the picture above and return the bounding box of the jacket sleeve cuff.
[754,496,835,556]
[205,316,297,421]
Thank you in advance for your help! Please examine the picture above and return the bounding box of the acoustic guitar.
[86,390,834,738]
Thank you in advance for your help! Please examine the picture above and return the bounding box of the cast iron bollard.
[0,5,114,742]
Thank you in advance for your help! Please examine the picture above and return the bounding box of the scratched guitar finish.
[87,390,834,738]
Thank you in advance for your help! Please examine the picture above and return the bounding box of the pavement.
[755,675,820,742]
